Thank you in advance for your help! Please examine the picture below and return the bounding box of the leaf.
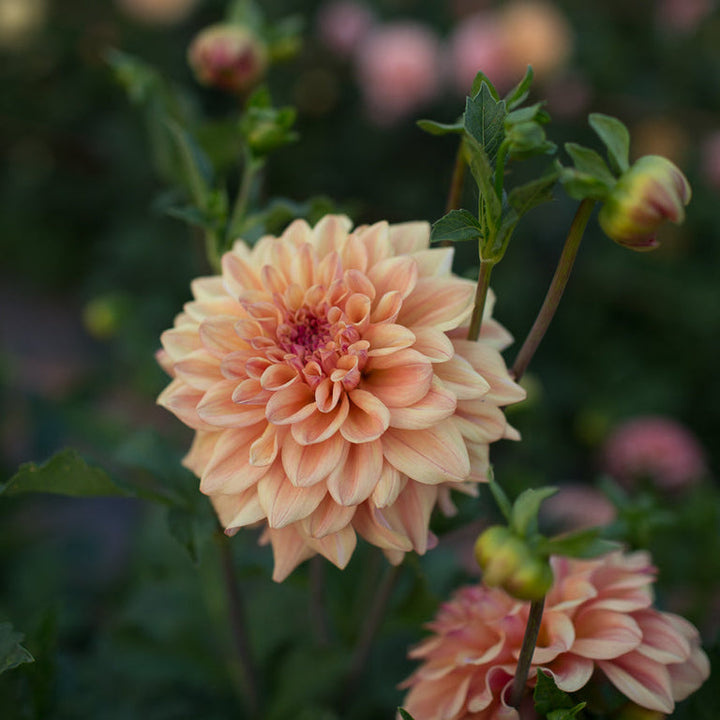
[2,449,126,498]
[430,209,483,244]
[470,72,500,100]
[167,507,200,564]
[488,470,513,522]
[0,623,35,674]
[464,134,502,233]
[511,486,558,537]
[564,143,617,187]
[166,120,213,207]
[548,704,587,720]
[398,709,417,720]
[534,670,575,715]
[504,66,534,109]
[416,118,463,136]
[508,171,559,216]
[557,164,614,201]
[226,0,264,31]
[538,528,621,559]
[589,113,630,175]
[464,83,507,167]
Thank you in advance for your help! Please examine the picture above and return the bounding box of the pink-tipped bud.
[188,24,267,93]
[598,155,691,251]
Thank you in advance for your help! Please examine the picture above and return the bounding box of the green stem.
[204,229,222,274]
[510,597,545,708]
[511,199,595,382]
[467,259,495,342]
[494,141,509,199]
[217,532,260,719]
[228,152,262,251]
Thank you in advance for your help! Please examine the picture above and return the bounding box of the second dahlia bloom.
[158,216,524,580]
[402,551,710,719]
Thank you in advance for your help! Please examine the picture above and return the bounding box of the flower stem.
[217,531,260,718]
[511,199,595,382]
[445,139,467,214]
[510,597,545,708]
[467,259,495,342]
[228,151,262,251]
[345,563,402,696]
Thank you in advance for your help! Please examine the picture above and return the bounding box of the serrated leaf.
[589,113,630,174]
[431,209,483,244]
[2,449,126,498]
[416,118,463,136]
[470,72,500,100]
[511,486,558,537]
[538,528,621,559]
[504,66,534,109]
[398,709,416,720]
[0,623,34,674]
[464,84,507,167]
[464,134,502,233]
[565,143,617,186]
[534,670,575,715]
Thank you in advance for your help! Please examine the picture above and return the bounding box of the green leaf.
[504,66,534,109]
[464,134,502,234]
[506,102,550,126]
[430,209,483,244]
[2,449,126,498]
[167,507,200,564]
[548,704,587,720]
[565,143,617,187]
[464,83,507,167]
[398,709,417,720]
[226,0,264,31]
[557,164,614,201]
[416,118,463,136]
[538,527,621,559]
[589,113,630,174]
[508,171,559,216]
[0,623,35,674]
[106,48,161,105]
[511,486,558,537]
[470,72,500,100]
[166,120,213,207]
[534,670,575,715]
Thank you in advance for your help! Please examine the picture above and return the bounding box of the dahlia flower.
[401,551,710,719]
[157,215,524,580]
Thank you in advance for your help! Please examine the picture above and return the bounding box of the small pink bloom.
[540,484,616,532]
[316,0,375,58]
[446,12,514,94]
[116,0,198,25]
[603,416,706,491]
[188,24,268,93]
[158,216,524,581]
[355,22,442,125]
[401,551,710,719]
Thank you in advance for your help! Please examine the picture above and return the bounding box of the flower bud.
[503,555,553,601]
[188,24,268,93]
[598,155,691,251]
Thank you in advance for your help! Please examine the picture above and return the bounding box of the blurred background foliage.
[1,0,719,717]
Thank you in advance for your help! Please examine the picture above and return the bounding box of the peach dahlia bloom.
[157,215,524,581]
[401,551,709,720]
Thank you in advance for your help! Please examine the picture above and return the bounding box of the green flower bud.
[503,555,553,601]
[598,155,691,251]
[474,526,529,588]
[188,24,268,94]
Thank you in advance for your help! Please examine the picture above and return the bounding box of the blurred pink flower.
[499,0,573,81]
[116,0,198,25]
[446,12,514,94]
[602,416,706,491]
[316,0,375,58]
[188,24,268,93]
[540,484,616,532]
[700,130,720,191]
[355,22,442,125]
[158,216,524,581]
[656,0,715,34]
[401,551,709,719]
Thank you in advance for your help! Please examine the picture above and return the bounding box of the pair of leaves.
[558,114,630,201]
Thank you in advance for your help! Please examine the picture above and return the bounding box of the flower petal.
[291,394,350,445]
[388,378,457,430]
[282,432,348,487]
[572,609,643,659]
[257,464,327,528]
[598,652,674,714]
[327,439,384,505]
[340,389,390,442]
[265,384,317,425]
[260,525,315,582]
[398,277,475,331]
[301,495,356,538]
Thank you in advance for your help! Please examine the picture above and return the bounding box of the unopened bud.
[503,555,553,601]
[598,155,691,251]
[188,24,268,93]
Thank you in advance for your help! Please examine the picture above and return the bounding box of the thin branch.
[510,597,545,708]
[467,259,495,341]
